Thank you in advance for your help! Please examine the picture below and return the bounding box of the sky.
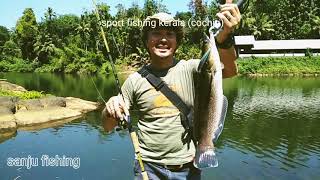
[0,0,190,29]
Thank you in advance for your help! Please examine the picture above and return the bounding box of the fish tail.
[193,146,218,169]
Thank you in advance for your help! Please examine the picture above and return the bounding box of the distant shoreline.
[1,56,320,76]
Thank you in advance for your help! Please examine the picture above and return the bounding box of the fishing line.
[91,1,149,179]
[90,77,107,104]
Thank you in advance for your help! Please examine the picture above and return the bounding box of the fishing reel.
[116,115,131,131]
[117,120,128,130]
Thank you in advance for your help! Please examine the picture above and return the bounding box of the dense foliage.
[238,56,320,75]
[0,0,319,74]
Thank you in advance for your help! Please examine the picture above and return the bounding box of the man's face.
[146,28,177,59]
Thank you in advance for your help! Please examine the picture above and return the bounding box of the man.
[103,2,241,180]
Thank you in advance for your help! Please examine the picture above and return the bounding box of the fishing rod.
[91,0,149,180]
[112,34,122,57]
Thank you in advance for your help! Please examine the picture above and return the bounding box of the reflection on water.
[213,77,320,180]
[0,131,17,144]
[0,72,127,101]
[0,73,319,179]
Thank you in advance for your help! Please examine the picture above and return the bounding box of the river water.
[0,73,319,180]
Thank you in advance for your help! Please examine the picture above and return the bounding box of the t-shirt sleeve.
[120,75,135,110]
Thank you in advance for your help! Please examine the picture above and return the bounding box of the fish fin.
[212,95,228,142]
[193,146,218,169]
[198,49,211,72]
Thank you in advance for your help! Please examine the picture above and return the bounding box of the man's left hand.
[216,0,241,43]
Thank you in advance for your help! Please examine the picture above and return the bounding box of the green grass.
[237,56,320,75]
[0,89,46,99]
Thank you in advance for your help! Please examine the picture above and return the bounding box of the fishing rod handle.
[141,172,149,180]
[130,131,150,180]
[130,131,140,153]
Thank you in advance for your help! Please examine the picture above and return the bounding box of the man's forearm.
[212,1,241,78]
[215,27,238,79]
[219,46,238,78]
[102,107,118,132]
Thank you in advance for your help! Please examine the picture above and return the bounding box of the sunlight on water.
[233,88,320,120]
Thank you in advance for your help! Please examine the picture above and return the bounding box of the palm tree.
[241,12,275,39]
[309,11,320,37]
[34,33,56,64]
[45,7,56,22]
[44,7,57,34]
[76,15,91,52]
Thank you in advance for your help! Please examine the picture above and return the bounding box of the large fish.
[192,0,247,169]
[193,27,228,169]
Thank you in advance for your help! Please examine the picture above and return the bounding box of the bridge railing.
[235,36,320,57]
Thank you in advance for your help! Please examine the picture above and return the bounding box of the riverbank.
[117,56,320,76]
[237,56,320,76]
[2,56,320,76]
[112,56,320,77]
[0,80,99,132]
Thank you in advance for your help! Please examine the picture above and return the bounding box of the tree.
[242,0,320,39]
[127,2,142,18]
[240,12,274,39]
[76,15,91,52]
[34,32,56,64]
[0,26,10,48]
[54,14,80,45]
[15,8,38,60]
[115,4,126,20]
[156,0,169,13]
[188,0,208,45]
[44,7,57,33]
[175,11,192,44]
[143,0,158,18]
[95,3,114,55]
[309,12,320,37]
[2,40,22,59]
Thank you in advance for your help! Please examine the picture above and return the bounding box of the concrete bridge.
[235,36,320,57]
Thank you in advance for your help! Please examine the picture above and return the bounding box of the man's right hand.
[105,95,129,120]
[102,95,129,131]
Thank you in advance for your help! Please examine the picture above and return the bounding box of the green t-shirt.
[122,59,200,165]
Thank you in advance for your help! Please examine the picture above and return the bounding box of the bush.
[2,40,22,58]
[0,58,35,72]
[35,64,55,72]
[9,58,35,72]
[305,48,313,57]
[237,56,320,75]
[175,44,201,60]
[99,62,112,75]
[0,60,10,72]
[78,62,97,74]
[0,89,45,99]
[65,63,79,73]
